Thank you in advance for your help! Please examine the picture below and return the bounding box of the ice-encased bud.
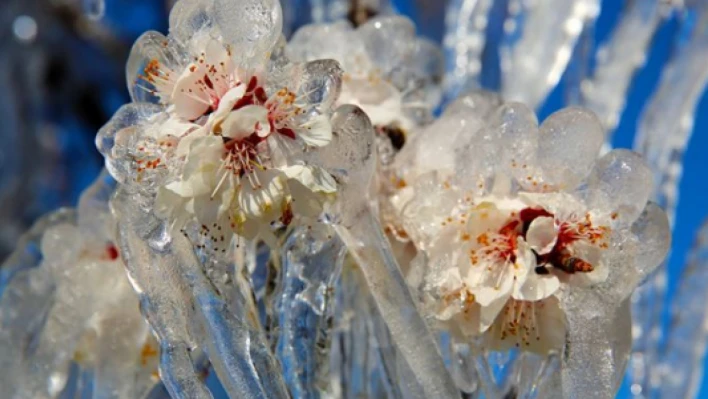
[168,0,214,44]
[305,104,375,224]
[586,149,653,225]
[357,16,416,76]
[402,90,500,182]
[631,202,671,279]
[213,0,282,67]
[297,59,343,113]
[536,107,604,190]
[95,103,166,186]
[286,23,369,76]
[495,102,539,186]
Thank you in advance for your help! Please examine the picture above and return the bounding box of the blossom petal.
[484,297,566,354]
[217,105,271,140]
[471,283,513,308]
[565,241,609,287]
[513,271,560,302]
[171,63,211,120]
[526,216,557,255]
[529,296,567,354]
[237,169,287,220]
[282,165,337,193]
[296,114,333,147]
[167,136,223,197]
[519,191,585,220]
[175,126,208,157]
[126,31,185,104]
[464,202,509,240]
[478,295,509,332]
[210,84,247,124]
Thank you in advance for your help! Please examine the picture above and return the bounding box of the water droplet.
[12,15,37,43]
[83,0,105,21]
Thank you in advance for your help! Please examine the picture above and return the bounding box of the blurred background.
[0,0,705,397]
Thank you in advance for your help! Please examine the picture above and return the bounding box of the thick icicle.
[277,226,346,398]
[500,0,599,109]
[630,4,708,397]
[91,287,156,399]
[659,219,708,399]
[114,188,290,399]
[561,298,633,399]
[0,171,160,399]
[307,104,458,398]
[335,209,460,399]
[581,0,665,134]
[112,189,213,399]
[443,0,494,97]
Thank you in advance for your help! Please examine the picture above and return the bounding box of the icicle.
[334,208,461,399]
[114,185,290,399]
[582,0,665,135]
[561,298,632,399]
[448,341,479,396]
[564,22,594,106]
[500,0,600,109]
[276,226,346,398]
[510,352,561,399]
[112,190,213,399]
[443,0,495,98]
[630,5,708,398]
[659,218,708,399]
[369,294,411,399]
[0,210,74,397]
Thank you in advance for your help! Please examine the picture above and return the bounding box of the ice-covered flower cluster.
[285,15,444,259]
[287,16,443,147]
[399,95,669,354]
[0,173,159,398]
[0,0,677,398]
[97,0,346,246]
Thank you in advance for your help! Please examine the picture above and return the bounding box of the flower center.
[228,77,302,140]
[469,220,519,267]
[519,207,610,275]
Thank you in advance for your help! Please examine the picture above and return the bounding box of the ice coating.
[101,0,347,251]
[287,16,443,146]
[395,97,669,397]
[99,0,456,397]
[0,0,684,397]
[0,172,159,399]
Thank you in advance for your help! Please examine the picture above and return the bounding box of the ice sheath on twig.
[309,104,460,398]
[629,3,708,396]
[113,187,289,399]
[276,226,346,398]
[659,219,708,399]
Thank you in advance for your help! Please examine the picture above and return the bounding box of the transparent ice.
[1,0,706,398]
